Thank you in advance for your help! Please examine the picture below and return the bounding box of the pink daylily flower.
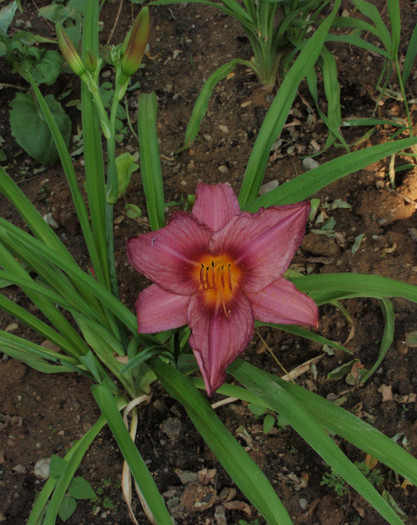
[127,183,319,396]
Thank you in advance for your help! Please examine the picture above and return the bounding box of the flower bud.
[120,7,150,78]
[84,50,99,74]
[56,25,86,78]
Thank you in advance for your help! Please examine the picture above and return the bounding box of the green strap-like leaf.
[244,136,417,211]
[138,92,165,231]
[92,382,173,524]
[228,359,405,525]
[238,0,341,206]
[360,298,394,383]
[183,58,252,149]
[402,21,417,85]
[81,1,109,291]
[291,273,417,305]
[255,321,352,354]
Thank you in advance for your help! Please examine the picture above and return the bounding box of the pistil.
[198,258,236,318]
[199,261,233,292]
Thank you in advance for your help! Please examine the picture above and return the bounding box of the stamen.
[200,263,204,286]
[197,256,238,318]
[220,265,225,289]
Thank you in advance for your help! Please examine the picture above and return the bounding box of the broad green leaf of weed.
[10,92,71,165]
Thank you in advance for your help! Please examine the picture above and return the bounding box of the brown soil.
[1,1,417,524]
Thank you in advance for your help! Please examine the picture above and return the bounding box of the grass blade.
[183,58,251,149]
[238,0,341,206]
[26,75,105,283]
[360,298,394,382]
[228,359,405,525]
[351,0,392,56]
[138,92,165,231]
[81,0,110,290]
[0,331,76,373]
[291,273,417,305]
[402,21,417,84]
[255,321,352,354]
[92,382,173,524]
[243,136,417,211]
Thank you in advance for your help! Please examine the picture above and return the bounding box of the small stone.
[218,165,229,175]
[302,157,320,171]
[299,498,308,511]
[12,464,26,474]
[259,179,279,195]
[409,228,417,243]
[219,124,228,133]
[160,417,182,442]
[41,340,61,353]
[34,457,51,480]
[214,505,227,525]
[43,213,59,229]
[5,322,18,332]
[176,469,198,484]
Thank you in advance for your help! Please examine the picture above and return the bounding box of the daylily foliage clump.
[128,183,318,395]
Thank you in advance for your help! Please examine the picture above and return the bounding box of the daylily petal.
[192,182,240,232]
[188,289,254,396]
[210,203,310,292]
[136,284,190,333]
[249,278,319,328]
[127,212,212,295]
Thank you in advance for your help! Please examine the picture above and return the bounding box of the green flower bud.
[120,6,150,78]
[84,51,99,74]
[56,25,86,78]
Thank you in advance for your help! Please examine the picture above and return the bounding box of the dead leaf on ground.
[198,467,217,485]
[223,500,252,517]
[378,384,393,402]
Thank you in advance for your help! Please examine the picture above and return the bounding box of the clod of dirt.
[316,494,345,525]
[180,482,217,512]
[302,232,340,257]
[160,416,182,442]
[398,169,417,202]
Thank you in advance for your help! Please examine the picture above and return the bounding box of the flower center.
[196,255,241,317]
